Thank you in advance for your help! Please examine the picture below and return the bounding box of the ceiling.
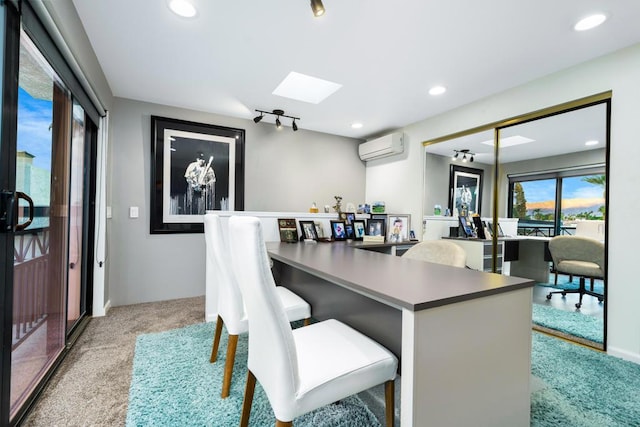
[424,102,607,164]
[71,0,640,140]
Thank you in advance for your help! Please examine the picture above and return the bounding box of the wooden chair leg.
[240,370,257,427]
[221,334,238,398]
[385,379,395,427]
[275,421,293,427]
[303,317,311,326]
[210,315,224,363]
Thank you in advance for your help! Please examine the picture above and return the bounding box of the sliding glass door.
[1,7,98,422]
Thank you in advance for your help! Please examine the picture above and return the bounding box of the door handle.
[15,191,34,231]
[0,190,15,232]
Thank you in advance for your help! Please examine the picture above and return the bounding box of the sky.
[520,176,605,210]
[17,86,53,170]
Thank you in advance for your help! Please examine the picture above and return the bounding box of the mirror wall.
[423,95,609,349]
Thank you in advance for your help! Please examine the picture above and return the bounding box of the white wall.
[367,43,640,363]
[108,97,365,307]
[365,132,424,236]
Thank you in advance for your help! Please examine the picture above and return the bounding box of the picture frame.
[458,215,476,238]
[314,221,326,239]
[387,214,410,242]
[150,116,245,234]
[299,220,318,240]
[448,165,483,217]
[367,218,386,238]
[330,220,347,240]
[344,212,356,224]
[352,220,366,240]
[345,224,355,240]
[278,218,298,243]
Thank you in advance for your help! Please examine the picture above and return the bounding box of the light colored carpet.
[21,296,204,426]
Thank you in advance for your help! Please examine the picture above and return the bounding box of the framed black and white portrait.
[150,116,245,233]
[449,165,483,217]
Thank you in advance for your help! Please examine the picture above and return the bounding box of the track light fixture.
[310,0,325,17]
[253,109,300,131]
[452,149,475,163]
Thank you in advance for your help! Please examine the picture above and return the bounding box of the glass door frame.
[1,3,22,425]
[1,2,98,424]
[422,92,611,350]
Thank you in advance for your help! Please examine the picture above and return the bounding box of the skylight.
[272,72,342,104]
[480,135,535,148]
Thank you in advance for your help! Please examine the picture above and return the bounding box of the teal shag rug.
[126,322,380,427]
[537,275,604,295]
[532,303,604,344]
[126,322,640,426]
[531,332,640,426]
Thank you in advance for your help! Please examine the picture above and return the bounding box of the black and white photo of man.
[184,152,216,214]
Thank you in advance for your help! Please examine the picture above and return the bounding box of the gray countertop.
[267,241,535,311]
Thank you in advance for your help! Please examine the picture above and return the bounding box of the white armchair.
[546,235,605,309]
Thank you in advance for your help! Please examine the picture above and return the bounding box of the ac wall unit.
[358,133,404,161]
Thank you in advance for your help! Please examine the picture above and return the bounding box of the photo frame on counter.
[352,220,366,240]
[299,220,318,240]
[330,220,347,240]
[367,218,386,237]
[387,214,410,242]
[344,212,356,224]
[150,115,245,234]
[278,218,299,243]
[345,224,355,240]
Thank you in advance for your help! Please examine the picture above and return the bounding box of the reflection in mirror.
[423,101,608,350]
[499,103,607,349]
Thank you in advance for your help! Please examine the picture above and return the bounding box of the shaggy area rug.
[126,322,640,426]
[531,332,640,426]
[532,303,603,344]
[126,322,380,426]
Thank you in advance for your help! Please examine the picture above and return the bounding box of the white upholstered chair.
[204,214,311,398]
[547,235,605,309]
[228,216,398,427]
[402,240,467,268]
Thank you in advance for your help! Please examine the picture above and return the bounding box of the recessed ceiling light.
[351,122,363,129]
[481,135,535,148]
[273,72,342,104]
[574,14,606,31]
[428,85,446,96]
[585,140,599,146]
[168,0,197,18]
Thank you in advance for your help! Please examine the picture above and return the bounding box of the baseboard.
[607,345,640,365]
[92,299,111,317]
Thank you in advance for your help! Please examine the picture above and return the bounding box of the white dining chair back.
[402,240,467,268]
[204,213,310,399]
[204,214,247,334]
[229,216,398,426]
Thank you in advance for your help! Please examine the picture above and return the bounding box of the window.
[508,167,605,236]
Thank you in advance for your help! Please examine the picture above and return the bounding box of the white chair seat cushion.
[276,286,311,322]
[557,260,603,278]
[291,319,398,418]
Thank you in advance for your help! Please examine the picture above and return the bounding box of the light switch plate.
[129,206,139,218]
